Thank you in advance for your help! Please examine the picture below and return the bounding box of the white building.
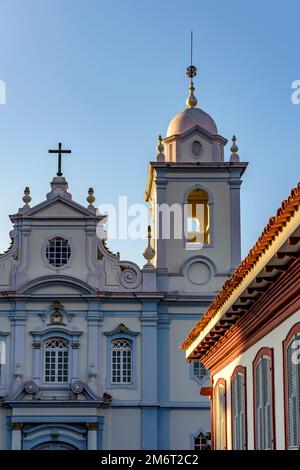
[0,67,247,450]
[182,182,300,450]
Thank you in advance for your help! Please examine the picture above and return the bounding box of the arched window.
[185,189,210,246]
[111,338,133,384]
[231,366,247,450]
[253,348,275,450]
[213,378,227,450]
[44,338,69,383]
[283,324,300,450]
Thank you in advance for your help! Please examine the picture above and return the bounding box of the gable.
[30,201,86,218]
[12,196,100,221]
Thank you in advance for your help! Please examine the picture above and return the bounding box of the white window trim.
[111,338,133,385]
[43,338,70,384]
[190,361,210,386]
[104,327,139,390]
[31,326,82,388]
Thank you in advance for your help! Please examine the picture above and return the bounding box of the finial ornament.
[23,186,31,208]
[186,31,198,108]
[87,187,96,207]
[186,80,198,108]
[156,135,165,162]
[143,225,155,267]
[230,135,240,162]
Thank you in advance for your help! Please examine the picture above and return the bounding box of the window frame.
[253,347,276,450]
[213,377,227,450]
[111,338,133,386]
[190,426,211,450]
[190,361,210,386]
[183,185,214,251]
[41,234,74,271]
[231,365,247,450]
[31,327,81,388]
[43,337,70,384]
[104,328,139,390]
[283,322,300,450]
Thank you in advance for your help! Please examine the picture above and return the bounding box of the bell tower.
[145,57,248,294]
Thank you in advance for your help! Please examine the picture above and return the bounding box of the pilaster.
[229,170,242,272]
[141,300,158,449]
[87,301,103,395]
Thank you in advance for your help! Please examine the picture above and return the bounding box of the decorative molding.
[30,327,82,387]
[16,274,97,295]
[71,380,84,394]
[181,255,216,286]
[85,422,98,431]
[12,422,23,430]
[104,326,139,390]
[118,262,142,289]
[103,324,139,338]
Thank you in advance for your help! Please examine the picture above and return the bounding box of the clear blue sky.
[0,0,299,266]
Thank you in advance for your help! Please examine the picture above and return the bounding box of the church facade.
[0,70,247,450]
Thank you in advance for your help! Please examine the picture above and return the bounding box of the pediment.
[10,196,101,221]
[7,380,106,404]
[177,125,227,145]
[30,201,87,218]
[17,275,97,295]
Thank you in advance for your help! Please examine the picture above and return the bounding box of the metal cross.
[48,142,71,177]
[186,30,197,79]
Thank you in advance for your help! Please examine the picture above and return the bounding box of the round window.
[46,237,71,268]
[191,141,202,158]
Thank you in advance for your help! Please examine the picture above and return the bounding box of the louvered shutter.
[214,386,219,449]
[256,356,273,450]
[233,375,239,449]
[262,357,272,450]
[233,373,246,450]
[238,374,245,449]
[214,384,226,450]
[220,385,226,449]
[256,359,263,449]
[287,334,300,449]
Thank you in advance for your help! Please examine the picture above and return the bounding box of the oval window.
[46,237,71,268]
[192,141,202,157]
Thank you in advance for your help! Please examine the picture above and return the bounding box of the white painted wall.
[213,308,300,449]
[170,409,210,449]
[102,408,141,450]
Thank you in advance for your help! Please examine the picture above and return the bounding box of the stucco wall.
[213,308,300,449]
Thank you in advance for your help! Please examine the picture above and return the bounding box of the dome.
[167,107,218,137]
